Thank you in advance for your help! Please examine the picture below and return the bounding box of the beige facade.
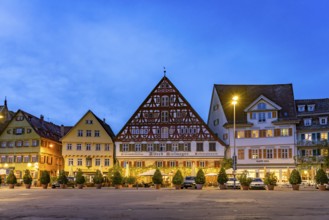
[61,110,115,181]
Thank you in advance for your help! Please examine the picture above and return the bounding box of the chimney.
[103,118,106,123]
[4,96,7,107]
[40,115,44,124]
[60,125,65,137]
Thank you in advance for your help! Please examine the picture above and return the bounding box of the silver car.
[225,178,241,189]
[250,178,266,190]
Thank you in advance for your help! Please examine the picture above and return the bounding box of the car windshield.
[253,178,263,182]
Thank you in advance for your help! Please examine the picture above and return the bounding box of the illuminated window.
[68,158,73,166]
[266,130,273,137]
[237,131,245,138]
[252,130,259,138]
[281,128,289,136]
[252,149,258,159]
[321,133,328,140]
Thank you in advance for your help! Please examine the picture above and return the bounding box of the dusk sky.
[1,0,329,133]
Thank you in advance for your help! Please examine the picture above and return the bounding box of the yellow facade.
[0,111,63,183]
[61,110,115,181]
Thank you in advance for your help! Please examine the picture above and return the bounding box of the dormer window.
[257,103,266,110]
[307,105,315,112]
[304,118,312,126]
[319,117,328,125]
[298,105,305,112]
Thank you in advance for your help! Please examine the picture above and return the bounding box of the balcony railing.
[296,155,325,164]
[297,140,328,147]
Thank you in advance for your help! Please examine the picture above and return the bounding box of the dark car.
[181,176,197,189]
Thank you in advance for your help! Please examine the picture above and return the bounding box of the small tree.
[315,169,329,185]
[172,170,184,185]
[6,170,17,184]
[238,170,252,186]
[152,168,163,185]
[23,169,33,185]
[93,170,104,184]
[217,167,228,185]
[289,169,302,185]
[75,169,86,185]
[195,169,206,184]
[107,162,123,184]
[264,172,278,186]
[40,171,50,185]
[112,171,123,185]
[57,170,68,185]
[126,176,136,185]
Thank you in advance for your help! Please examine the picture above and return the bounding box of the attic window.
[16,116,24,121]
[257,103,266,110]
[86,120,93,124]
[304,118,312,126]
[307,105,315,112]
[298,105,305,112]
[319,117,327,125]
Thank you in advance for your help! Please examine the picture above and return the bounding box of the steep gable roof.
[214,84,297,124]
[61,110,115,140]
[116,76,226,145]
[0,109,63,142]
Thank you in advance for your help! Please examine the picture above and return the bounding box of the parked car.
[225,178,241,189]
[181,176,197,189]
[250,178,266,190]
[51,181,60,189]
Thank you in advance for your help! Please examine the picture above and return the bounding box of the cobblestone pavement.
[0,186,328,220]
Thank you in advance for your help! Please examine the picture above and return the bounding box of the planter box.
[196,184,203,190]
[241,185,249,190]
[219,184,226,190]
[292,184,300,191]
[95,184,102,189]
[319,185,326,191]
[25,184,31,189]
[267,185,274,190]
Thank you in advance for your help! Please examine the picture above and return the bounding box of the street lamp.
[232,96,238,189]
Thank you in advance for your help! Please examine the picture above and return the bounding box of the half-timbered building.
[115,76,226,177]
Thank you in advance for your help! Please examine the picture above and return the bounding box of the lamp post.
[232,96,238,189]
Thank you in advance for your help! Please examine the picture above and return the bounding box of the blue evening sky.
[1,0,329,133]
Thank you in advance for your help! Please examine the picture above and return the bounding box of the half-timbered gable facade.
[208,84,299,183]
[116,76,226,175]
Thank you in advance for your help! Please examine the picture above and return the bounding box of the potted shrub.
[195,169,206,189]
[0,176,2,187]
[217,167,228,190]
[172,170,184,190]
[93,169,104,189]
[126,176,136,188]
[57,170,69,189]
[23,169,33,189]
[289,169,302,190]
[315,168,328,191]
[6,170,17,189]
[40,171,50,189]
[75,169,85,189]
[238,170,252,190]
[264,172,277,190]
[112,171,123,189]
[152,168,163,189]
